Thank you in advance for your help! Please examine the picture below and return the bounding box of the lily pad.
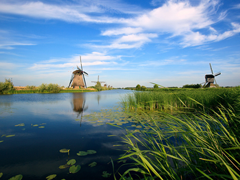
[76,151,88,156]
[0,172,3,178]
[0,140,3,143]
[6,135,15,138]
[39,126,45,128]
[15,123,25,127]
[59,149,70,153]
[102,171,111,178]
[136,125,142,128]
[69,165,81,174]
[46,174,57,180]
[67,159,76,165]
[9,174,23,180]
[87,150,97,154]
[1,135,6,137]
[59,164,69,169]
[33,124,38,127]
[88,162,97,167]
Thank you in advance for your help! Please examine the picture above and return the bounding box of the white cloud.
[93,33,158,49]
[29,52,120,70]
[0,1,127,23]
[101,27,143,36]
[182,22,240,46]
[126,0,217,34]
[139,58,186,66]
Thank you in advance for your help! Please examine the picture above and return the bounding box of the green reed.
[122,87,240,113]
[115,106,240,180]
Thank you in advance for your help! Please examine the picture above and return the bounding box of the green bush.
[0,79,14,94]
[95,82,102,91]
[26,85,36,89]
[153,84,158,89]
[141,85,147,91]
[38,83,61,93]
[182,84,201,88]
[136,84,141,90]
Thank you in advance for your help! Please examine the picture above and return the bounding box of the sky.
[0,0,240,88]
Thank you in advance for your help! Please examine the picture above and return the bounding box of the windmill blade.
[68,74,74,88]
[214,72,221,77]
[83,73,87,88]
[80,56,83,70]
[209,63,214,75]
[214,78,218,86]
[83,71,88,75]
[77,65,81,70]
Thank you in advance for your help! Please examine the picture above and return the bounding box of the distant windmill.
[203,63,221,88]
[91,75,105,85]
[68,56,88,88]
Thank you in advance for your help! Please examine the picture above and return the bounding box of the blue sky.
[0,0,240,88]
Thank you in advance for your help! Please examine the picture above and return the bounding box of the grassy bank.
[115,87,240,179]
[122,87,240,113]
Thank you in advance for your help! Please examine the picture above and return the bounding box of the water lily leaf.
[33,124,38,127]
[87,150,96,154]
[59,164,69,169]
[69,165,81,174]
[88,162,97,167]
[46,174,56,180]
[67,159,76,165]
[6,135,15,138]
[22,128,25,131]
[15,123,25,127]
[8,174,23,180]
[0,140,3,143]
[1,135,6,137]
[76,151,88,156]
[102,171,111,178]
[40,123,46,125]
[59,149,70,153]
[136,125,142,128]
[39,126,45,128]
[0,172,3,178]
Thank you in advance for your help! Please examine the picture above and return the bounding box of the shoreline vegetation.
[0,79,114,95]
[114,85,240,180]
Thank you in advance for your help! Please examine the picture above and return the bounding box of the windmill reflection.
[71,93,88,126]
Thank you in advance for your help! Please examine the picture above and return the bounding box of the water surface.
[0,90,133,180]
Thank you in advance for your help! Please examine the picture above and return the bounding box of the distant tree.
[153,84,158,89]
[0,79,14,94]
[141,86,147,91]
[95,82,102,91]
[182,84,201,88]
[136,84,141,90]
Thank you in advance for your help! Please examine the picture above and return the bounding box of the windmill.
[68,56,88,88]
[91,75,105,85]
[203,63,221,88]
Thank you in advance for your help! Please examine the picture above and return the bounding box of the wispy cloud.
[0,1,128,23]
[29,52,121,70]
[139,58,186,66]
[0,29,36,49]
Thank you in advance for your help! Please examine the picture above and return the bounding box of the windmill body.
[203,63,221,88]
[68,56,88,88]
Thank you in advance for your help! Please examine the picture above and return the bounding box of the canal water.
[0,90,133,180]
